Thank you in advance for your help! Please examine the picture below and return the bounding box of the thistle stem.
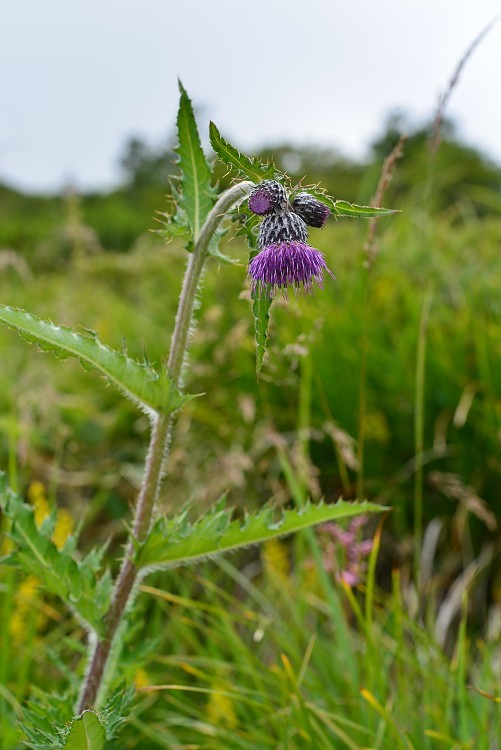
[77,181,253,711]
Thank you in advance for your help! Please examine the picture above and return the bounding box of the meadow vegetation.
[0,115,499,748]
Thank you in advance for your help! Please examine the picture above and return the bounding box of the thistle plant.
[0,83,395,746]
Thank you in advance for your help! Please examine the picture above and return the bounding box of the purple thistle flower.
[248,241,335,297]
[248,180,288,215]
[292,193,330,228]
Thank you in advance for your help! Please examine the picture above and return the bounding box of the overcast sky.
[1,0,500,193]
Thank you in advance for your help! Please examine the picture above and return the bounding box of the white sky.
[1,0,500,193]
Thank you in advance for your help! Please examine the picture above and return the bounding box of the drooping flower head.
[247,191,334,297]
[292,193,330,228]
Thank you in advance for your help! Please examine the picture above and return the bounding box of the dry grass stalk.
[364,133,407,267]
[429,17,499,160]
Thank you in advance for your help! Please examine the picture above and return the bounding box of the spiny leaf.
[0,475,111,635]
[176,81,215,242]
[300,189,398,219]
[331,199,398,218]
[0,305,192,416]
[98,682,135,738]
[19,690,75,749]
[136,498,387,570]
[62,711,106,750]
[252,287,273,378]
[20,685,134,749]
[207,225,238,265]
[233,206,260,248]
[209,121,278,183]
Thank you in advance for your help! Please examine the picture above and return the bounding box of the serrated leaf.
[234,208,260,248]
[98,682,135,737]
[0,305,192,415]
[20,685,133,749]
[209,122,278,183]
[301,189,397,219]
[62,711,106,750]
[0,475,110,634]
[176,82,214,242]
[20,689,76,749]
[332,200,398,218]
[207,226,238,264]
[136,498,387,570]
[252,286,272,378]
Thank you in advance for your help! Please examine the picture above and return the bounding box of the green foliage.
[0,475,111,635]
[19,684,134,749]
[252,287,273,378]
[136,498,386,570]
[297,188,398,218]
[62,712,106,750]
[330,198,398,218]
[209,122,278,183]
[175,81,215,243]
[0,305,191,416]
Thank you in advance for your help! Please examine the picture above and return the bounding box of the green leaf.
[98,682,135,738]
[252,286,273,378]
[300,189,398,219]
[207,226,238,265]
[19,690,76,750]
[62,712,106,750]
[0,305,191,415]
[331,199,398,218]
[209,121,278,183]
[0,475,111,635]
[136,498,387,570]
[176,81,214,242]
[19,685,134,749]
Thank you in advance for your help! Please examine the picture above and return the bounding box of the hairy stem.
[77,181,253,711]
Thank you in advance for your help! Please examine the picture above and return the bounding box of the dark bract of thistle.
[248,180,288,215]
[258,211,308,249]
[292,193,330,228]
[248,241,335,297]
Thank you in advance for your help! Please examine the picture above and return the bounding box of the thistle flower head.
[247,183,335,297]
[248,180,287,215]
[292,193,330,228]
[249,241,335,297]
[258,211,308,249]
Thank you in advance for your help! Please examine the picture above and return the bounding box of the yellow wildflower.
[262,538,290,580]
[9,574,42,643]
[27,482,75,549]
[0,535,14,556]
[27,480,46,503]
[51,508,74,551]
[134,668,149,690]
[206,684,238,729]
[27,481,50,528]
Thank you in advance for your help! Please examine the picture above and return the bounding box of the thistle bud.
[292,193,330,228]
[258,211,308,249]
[248,180,288,216]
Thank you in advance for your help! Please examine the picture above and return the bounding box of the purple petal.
[248,241,335,297]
